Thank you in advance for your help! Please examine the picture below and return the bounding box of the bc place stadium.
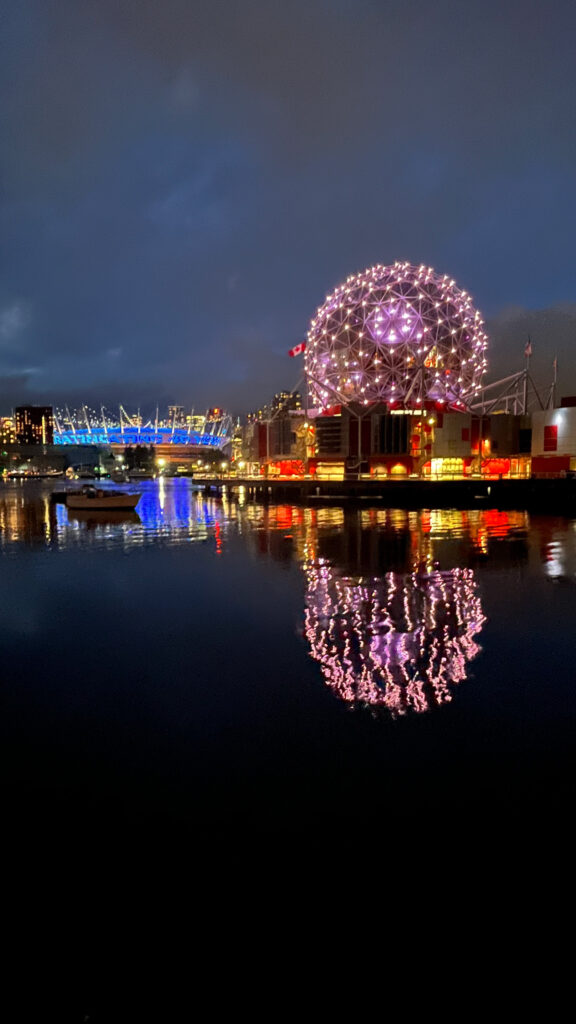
[52,406,234,452]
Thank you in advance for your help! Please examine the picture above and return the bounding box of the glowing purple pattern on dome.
[367,297,424,347]
[305,261,488,407]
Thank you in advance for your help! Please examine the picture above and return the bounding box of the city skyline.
[2,1,575,413]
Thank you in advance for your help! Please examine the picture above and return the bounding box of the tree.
[124,444,155,470]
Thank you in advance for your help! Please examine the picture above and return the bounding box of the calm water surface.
[1,478,575,853]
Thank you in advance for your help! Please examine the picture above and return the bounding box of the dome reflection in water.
[2,483,531,719]
[304,559,485,716]
[241,503,531,716]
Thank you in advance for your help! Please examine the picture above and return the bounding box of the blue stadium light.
[53,427,226,448]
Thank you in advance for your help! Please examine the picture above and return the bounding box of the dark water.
[2,477,574,1009]
[2,481,575,901]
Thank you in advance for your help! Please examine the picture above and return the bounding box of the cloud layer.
[2,0,575,413]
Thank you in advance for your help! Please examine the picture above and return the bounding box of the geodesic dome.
[305,261,488,408]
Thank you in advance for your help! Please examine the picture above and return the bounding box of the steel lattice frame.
[305,261,488,409]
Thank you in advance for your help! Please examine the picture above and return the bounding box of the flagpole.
[523,338,531,414]
[552,355,558,409]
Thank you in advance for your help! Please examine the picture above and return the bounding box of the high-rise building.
[167,405,185,425]
[272,391,302,414]
[247,391,302,423]
[0,417,15,445]
[14,406,54,445]
[186,414,206,432]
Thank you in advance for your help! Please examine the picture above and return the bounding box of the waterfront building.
[241,408,312,477]
[240,400,537,482]
[307,404,532,479]
[14,405,54,445]
[530,399,576,477]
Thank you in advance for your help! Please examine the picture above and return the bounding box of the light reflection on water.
[0,479,536,556]
[0,479,226,550]
[2,478,575,717]
[304,562,485,716]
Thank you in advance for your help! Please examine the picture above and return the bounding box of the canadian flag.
[288,341,307,357]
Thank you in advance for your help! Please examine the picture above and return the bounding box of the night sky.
[2,0,575,415]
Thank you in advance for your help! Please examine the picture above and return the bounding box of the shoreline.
[197,475,576,512]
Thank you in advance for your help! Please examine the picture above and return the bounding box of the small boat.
[65,485,141,510]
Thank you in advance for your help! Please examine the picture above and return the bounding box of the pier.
[197,475,576,512]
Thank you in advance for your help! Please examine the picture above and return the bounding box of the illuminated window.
[431,457,464,477]
[544,425,558,452]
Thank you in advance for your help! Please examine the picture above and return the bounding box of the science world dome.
[305,261,488,409]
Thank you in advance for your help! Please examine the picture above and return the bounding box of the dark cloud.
[1,0,575,415]
[487,305,576,399]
